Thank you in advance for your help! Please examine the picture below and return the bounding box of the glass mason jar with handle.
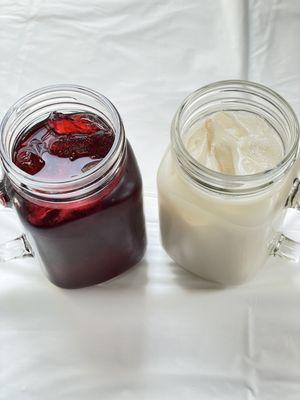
[157,80,300,285]
[0,85,146,289]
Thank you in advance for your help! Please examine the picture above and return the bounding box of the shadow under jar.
[157,80,300,286]
[0,85,146,289]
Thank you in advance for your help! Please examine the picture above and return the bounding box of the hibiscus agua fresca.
[8,92,146,288]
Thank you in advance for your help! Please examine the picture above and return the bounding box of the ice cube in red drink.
[13,112,115,179]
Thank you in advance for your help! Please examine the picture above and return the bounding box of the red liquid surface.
[14,112,115,180]
[12,112,146,288]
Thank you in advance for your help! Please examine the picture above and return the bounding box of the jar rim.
[0,84,125,200]
[172,80,300,194]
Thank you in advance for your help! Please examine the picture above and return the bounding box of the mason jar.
[0,85,146,288]
[157,80,300,285]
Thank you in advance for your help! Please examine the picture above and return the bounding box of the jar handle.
[271,178,300,262]
[0,173,33,262]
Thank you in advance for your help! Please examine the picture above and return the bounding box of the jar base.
[47,250,146,289]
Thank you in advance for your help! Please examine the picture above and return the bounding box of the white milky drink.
[157,82,300,285]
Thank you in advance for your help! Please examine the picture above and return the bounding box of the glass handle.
[271,178,300,262]
[0,171,34,262]
[0,234,33,262]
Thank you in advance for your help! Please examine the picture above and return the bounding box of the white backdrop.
[1,1,300,399]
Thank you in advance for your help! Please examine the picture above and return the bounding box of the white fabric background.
[1,0,300,399]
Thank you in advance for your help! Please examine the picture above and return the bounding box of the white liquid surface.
[183,111,284,175]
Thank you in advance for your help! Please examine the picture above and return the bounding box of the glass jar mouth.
[0,84,125,200]
[172,80,300,194]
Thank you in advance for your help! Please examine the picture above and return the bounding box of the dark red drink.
[11,111,146,288]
